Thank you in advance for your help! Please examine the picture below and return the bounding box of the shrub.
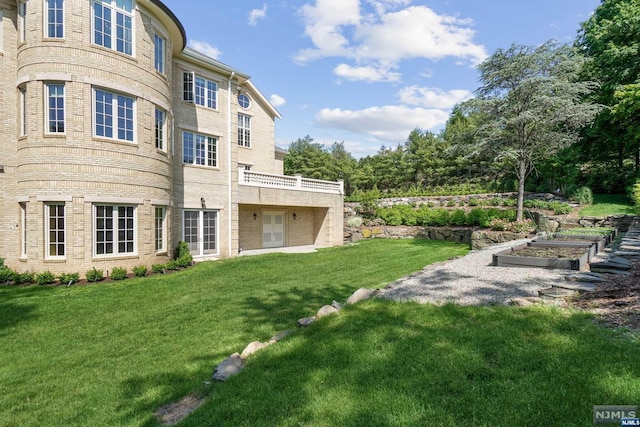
[14,271,35,285]
[508,219,536,233]
[346,216,363,227]
[449,209,467,226]
[490,197,503,206]
[502,198,517,207]
[466,208,488,226]
[58,272,80,285]
[85,267,104,282]
[152,264,166,274]
[431,208,451,227]
[634,180,640,213]
[110,267,128,281]
[550,201,572,215]
[489,218,508,231]
[468,198,480,206]
[0,267,15,284]
[570,186,594,205]
[446,200,456,207]
[36,270,56,286]
[166,260,180,271]
[133,265,148,277]
[174,241,193,268]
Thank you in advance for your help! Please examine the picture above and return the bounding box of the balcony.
[239,170,343,195]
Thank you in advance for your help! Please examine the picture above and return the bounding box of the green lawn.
[0,239,469,427]
[579,194,636,216]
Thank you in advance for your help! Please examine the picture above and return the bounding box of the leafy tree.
[576,0,640,181]
[460,41,602,220]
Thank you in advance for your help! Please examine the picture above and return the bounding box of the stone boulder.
[346,288,379,305]
[316,305,339,319]
[212,353,244,381]
[240,341,270,359]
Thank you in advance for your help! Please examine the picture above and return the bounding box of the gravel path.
[378,239,573,305]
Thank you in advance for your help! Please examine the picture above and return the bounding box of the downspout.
[227,71,235,257]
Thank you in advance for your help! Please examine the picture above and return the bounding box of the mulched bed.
[572,262,640,330]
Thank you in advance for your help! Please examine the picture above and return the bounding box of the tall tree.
[460,41,602,220]
[576,0,640,179]
[284,135,334,180]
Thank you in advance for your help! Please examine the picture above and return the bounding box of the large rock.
[346,288,378,305]
[212,353,244,381]
[316,305,339,319]
[240,341,270,359]
[298,316,316,327]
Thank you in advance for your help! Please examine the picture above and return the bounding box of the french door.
[183,210,217,256]
[263,212,284,248]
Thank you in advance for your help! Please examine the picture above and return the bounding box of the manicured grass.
[579,194,635,216]
[0,239,469,427]
[186,301,640,427]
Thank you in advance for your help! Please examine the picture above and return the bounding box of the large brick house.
[0,0,343,275]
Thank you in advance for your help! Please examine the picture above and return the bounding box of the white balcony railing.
[239,170,344,195]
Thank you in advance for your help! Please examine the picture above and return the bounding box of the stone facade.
[0,0,343,275]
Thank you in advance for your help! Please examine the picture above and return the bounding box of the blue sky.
[161,0,601,158]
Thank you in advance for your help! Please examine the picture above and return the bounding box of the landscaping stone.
[270,330,293,343]
[346,288,379,305]
[155,395,205,426]
[331,300,345,310]
[212,353,244,381]
[240,341,270,359]
[298,316,316,327]
[511,297,534,307]
[316,305,339,319]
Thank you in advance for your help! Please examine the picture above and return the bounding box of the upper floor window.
[45,0,64,38]
[154,33,164,73]
[183,72,217,109]
[238,114,251,148]
[18,2,26,43]
[46,83,65,134]
[92,0,134,55]
[183,131,217,167]
[238,93,251,109]
[94,88,135,142]
[45,203,65,258]
[154,107,165,151]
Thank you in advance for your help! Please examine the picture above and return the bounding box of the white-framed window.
[92,0,134,56]
[45,0,64,38]
[238,114,251,147]
[154,206,166,253]
[94,204,136,256]
[94,88,135,142]
[183,210,217,257]
[154,107,165,151]
[46,83,65,134]
[182,72,217,109]
[153,33,164,73]
[45,203,65,258]
[20,203,27,258]
[18,2,26,43]
[182,131,217,167]
[238,93,251,109]
[19,86,27,136]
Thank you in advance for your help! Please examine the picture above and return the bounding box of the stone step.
[538,287,577,298]
[607,256,633,266]
[555,282,596,292]
[589,261,631,270]
[613,251,640,259]
[589,267,631,275]
[565,272,607,282]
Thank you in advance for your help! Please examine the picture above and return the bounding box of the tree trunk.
[517,159,526,222]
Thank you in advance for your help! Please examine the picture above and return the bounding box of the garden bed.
[493,243,590,270]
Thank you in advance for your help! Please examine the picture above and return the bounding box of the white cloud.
[295,2,486,66]
[270,94,286,107]
[249,4,268,26]
[398,86,473,109]
[315,105,449,143]
[334,64,401,82]
[188,40,222,60]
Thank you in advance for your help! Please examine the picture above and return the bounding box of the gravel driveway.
[378,239,573,305]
